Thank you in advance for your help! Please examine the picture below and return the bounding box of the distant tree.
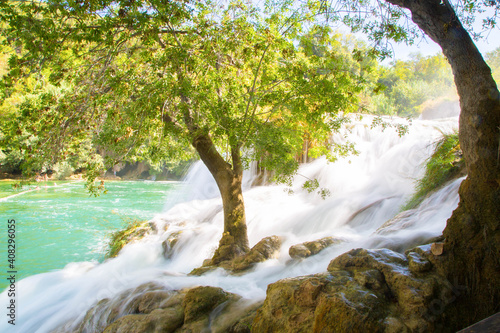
[486,46,500,83]
[372,53,455,116]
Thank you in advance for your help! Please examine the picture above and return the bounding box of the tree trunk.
[191,132,250,264]
[386,0,500,329]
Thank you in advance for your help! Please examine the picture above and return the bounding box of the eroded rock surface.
[288,236,343,259]
[71,283,259,333]
[190,235,282,275]
[69,245,455,333]
[162,231,183,259]
[232,236,282,272]
[253,246,454,332]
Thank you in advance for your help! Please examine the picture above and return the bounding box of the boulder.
[103,307,184,333]
[162,231,183,259]
[75,282,258,333]
[288,237,343,259]
[232,236,282,272]
[107,221,153,258]
[375,210,417,234]
[190,235,282,275]
[74,282,176,333]
[182,286,236,324]
[252,247,454,332]
[210,299,263,333]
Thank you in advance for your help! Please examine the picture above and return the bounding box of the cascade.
[0,115,461,333]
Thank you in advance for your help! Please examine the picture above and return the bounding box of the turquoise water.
[0,181,179,290]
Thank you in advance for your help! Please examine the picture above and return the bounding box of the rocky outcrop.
[253,246,455,332]
[376,209,418,234]
[190,235,282,275]
[288,237,343,259]
[72,283,260,333]
[162,231,183,259]
[232,236,282,272]
[71,243,459,333]
[74,282,180,333]
[106,221,154,258]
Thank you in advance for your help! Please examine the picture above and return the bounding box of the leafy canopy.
[0,0,375,191]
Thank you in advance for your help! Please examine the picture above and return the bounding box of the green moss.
[106,218,151,258]
[403,132,463,211]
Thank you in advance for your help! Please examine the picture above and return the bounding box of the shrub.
[403,132,463,210]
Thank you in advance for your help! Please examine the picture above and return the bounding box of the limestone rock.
[191,235,282,275]
[182,286,235,323]
[253,247,454,332]
[188,265,218,276]
[375,209,418,235]
[252,275,328,332]
[431,242,445,256]
[75,282,175,333]
[205,299,262,333]
[103,307,184,333]
[162,231,183,259]
[408,251,433,274]
[288,237,343,259]
[74,281,259,333]
[107,221,153,258]
[232,236,282,272]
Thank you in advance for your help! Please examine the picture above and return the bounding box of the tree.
[373,53,455,116]
[0,1,371,263]
[319,0,499,328]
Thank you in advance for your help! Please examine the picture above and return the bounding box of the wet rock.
[253,247,454,332]
[232,236,282,272]
[211,300,263,333]
[190,235,282,275]
[102,314,153,333]
[74,283,174,333]
[107,221,153,258]
[288,236,343,259]
[74,282,260,333]
[431,242,445,256]
[407,251,432,274]
[103,307,184,333]
[75,298,116,333]
[353,268,386,290]
[182,286,236,324]
[189,265,218,276]
[162,231,183,259]
[375,209,418,235]
[252,275,328,332]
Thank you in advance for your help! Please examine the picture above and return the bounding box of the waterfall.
[0,115,461,333]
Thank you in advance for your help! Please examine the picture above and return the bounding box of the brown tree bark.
[386,0,500,329]
[191,132,250,264]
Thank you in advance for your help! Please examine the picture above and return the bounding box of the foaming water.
[0,115,462,332]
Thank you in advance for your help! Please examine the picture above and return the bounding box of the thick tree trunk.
[386,0,500,329]
[191,133,250,264]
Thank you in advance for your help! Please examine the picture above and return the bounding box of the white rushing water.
[1,115,462,333]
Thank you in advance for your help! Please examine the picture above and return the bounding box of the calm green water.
[0,181,179,290]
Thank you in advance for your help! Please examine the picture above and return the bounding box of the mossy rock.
[106,220,153,258]
[253,247,455,332]
[232,236,282,272]
[288,236,343,259]
[182,286,236,323]
[190,235,282,275]
[162,231,183,259]
[103,307,184,333]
